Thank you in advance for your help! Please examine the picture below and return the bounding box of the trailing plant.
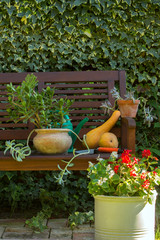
[25,204,52,233]
[68,211,94,229]
[4,140,31,162]
[56,134,90,185]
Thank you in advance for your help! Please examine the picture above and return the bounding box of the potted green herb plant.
[101,87,156,126]
[87,149,160,240]
[5,73,74,158]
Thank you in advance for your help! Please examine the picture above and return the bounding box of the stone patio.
[0,218,94,240]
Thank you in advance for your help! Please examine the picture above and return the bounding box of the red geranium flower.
[141,172,147,179]
[142,179,150,189]
[121,149,132,157]
[121,155,131,164]
[130,169,137,177]
[142,149,151,158]
[153,171,157,176]
[114,165,119,174]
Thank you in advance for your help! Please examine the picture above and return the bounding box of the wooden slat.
[0,123,27,128]
[54,89,108,94]
[0,97,8,101]
[36,71,120,82]
[0,151,111,171]
[0,117,11,121]
[72,121,106,127]
[0,103,10,110]
[71,115,107,121]
[48,83,108,88]
[0,129,32,140]
[67,95,108,100]
[71,101,103,108]
[0,112,9,116]
[0,71,120,83]
[0,86,8,89]
[70,109,104,114]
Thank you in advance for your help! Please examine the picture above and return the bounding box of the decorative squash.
[84,110,120,149]
[98,132,118,148]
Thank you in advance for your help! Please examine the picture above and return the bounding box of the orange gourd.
[84,110,120,149]
[98,132,119,148]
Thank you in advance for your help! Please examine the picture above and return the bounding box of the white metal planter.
[94,192,157,240]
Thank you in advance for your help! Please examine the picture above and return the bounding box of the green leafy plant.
[88,149,160,203]
[6,73,73,129]
[0,171,94,218]
[68,211,94,229]
[25,205,52,233]
[4,73,73,162]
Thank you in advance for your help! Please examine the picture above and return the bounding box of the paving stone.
[0,226,5,238]
[31,228,50,239]
[50,228,72,240]
[73,224,94,233]
[0,219,26,227]
[47,218,68,229]
[73,224,94,240]
[2,227,33,239]
[72,232,94,240]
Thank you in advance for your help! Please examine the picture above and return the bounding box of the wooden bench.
[0,70,136,171]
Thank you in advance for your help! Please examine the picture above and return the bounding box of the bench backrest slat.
[0,70,126,140]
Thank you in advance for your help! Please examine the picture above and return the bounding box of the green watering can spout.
[55,115,89,153]
[68,117,89,153]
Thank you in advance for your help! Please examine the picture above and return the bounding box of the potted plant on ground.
[101,87,156,126]
[4,73,74,159]
[87,149,160,240]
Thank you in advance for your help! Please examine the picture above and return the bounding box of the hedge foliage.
[0,0,160,213]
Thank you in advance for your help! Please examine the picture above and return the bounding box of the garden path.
[0,218,94,240]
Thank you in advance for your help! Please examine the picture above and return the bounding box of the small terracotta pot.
[33,128,72,154]
[117,99,140,118]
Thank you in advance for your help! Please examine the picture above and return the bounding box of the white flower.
[103,177,108,182]
[97,177,108,186]
[106,164,111,171]
[98,177,103,185]
[110,151,118,159]
[109,170,115,178]
[155,175,160,182]
[97,155,104,162]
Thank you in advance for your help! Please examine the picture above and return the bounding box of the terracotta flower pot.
[117,99,140,118]
[33,128,72,154]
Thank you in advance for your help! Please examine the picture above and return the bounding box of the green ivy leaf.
[83,29,92,38]
[123,0,131,5]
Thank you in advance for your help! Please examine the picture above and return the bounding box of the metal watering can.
[60,115,89,153]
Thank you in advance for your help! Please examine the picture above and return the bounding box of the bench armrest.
[121,117,136,153]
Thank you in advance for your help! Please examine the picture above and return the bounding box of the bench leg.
[121,117,136,153]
